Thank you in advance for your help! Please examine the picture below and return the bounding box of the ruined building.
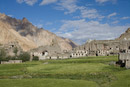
[71,40,120,57]
[118,53,130,69]
[0,41,23,57]
[117,41,130,69]
[30,28,130,63]
[71,28,130,57]
[30,41,70,60]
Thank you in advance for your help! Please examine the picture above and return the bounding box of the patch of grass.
[26,56,119,87]
[0,61,41,77]
[42,56,118,64]
[110,70,130,87]
[0,56,129,87]
[0,78,98,87]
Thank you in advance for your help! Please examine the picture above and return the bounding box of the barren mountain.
[116,28,130,41]
[0,13,77,51]
[62,37,78,48]
[0,21,37,51]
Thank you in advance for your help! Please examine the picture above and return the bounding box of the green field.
[0,56,130,87]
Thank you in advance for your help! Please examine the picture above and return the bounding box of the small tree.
[18,52,30,62]
[6,56,16,60]
[0,48,6,62]
[13,47,18,56]
[33,56,39,61]
[0,44,2,46]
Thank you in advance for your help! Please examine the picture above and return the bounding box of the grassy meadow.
[0,56,130,87]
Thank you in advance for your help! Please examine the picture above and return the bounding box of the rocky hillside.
[0,21,37,51]
[0,13,77,51]
[62,37,78,48]
[116,28,130,41]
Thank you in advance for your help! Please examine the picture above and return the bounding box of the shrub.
[13,47,18,56]
[0,48,17,62]
[2,56,10,61]
[6,56,17,60]
[33,56,39,61]
[18,52,30,62]
[0,48,6,62]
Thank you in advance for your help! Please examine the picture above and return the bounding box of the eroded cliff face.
[0,21,37,51]
[0,13,77,51]
[116,28,130,41]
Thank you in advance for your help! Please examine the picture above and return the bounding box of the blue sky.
[0,0,130,44]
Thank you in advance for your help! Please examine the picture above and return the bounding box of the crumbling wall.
[1,60,22,64]
[118,53,130,69]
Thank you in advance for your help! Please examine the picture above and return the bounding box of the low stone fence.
[118,53,130,69]
[1,60,22,64]
[119,53,130,61]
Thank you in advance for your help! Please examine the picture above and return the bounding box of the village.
[30,39,130,69]
[1,33,130,69]
[0,0,130,87]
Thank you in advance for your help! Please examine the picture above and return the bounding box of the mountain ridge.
[0,21,37,51]
[0,13,77,51]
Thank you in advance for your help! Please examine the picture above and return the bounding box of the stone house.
[71,50,87,58]
[31,50,49,60]
[31,51,70,60]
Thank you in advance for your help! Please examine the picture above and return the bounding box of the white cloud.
[45,22,53,25]
[40,0,58,5]
[112,20,119,24]
[96,0,117,4]
[17,0,24,3]
[80,8,98,19]
[96,0,109,4]
[35,24,43,28]
[16,0,38,6]
[40,0,78,14]
[56,19,129,44]
[31,0,104,20]
[79,7,104,19]
[25,0,38,5]
[55,0,104,19]
[56,0,78,14]
[8,15,13,17]
[107,12,117,18]
[73,16,80,19]
[121,17,130,20]
[35,22,53,28]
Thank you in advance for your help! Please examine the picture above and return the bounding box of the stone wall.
[117,44,130,69]
[126,61,130,69]
[1,60,22,64]
[31,51,70,60]
[118,53,130,69]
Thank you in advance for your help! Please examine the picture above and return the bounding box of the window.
[42,52,45,56]
[128,46,130,49]
[12,45,14,47]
